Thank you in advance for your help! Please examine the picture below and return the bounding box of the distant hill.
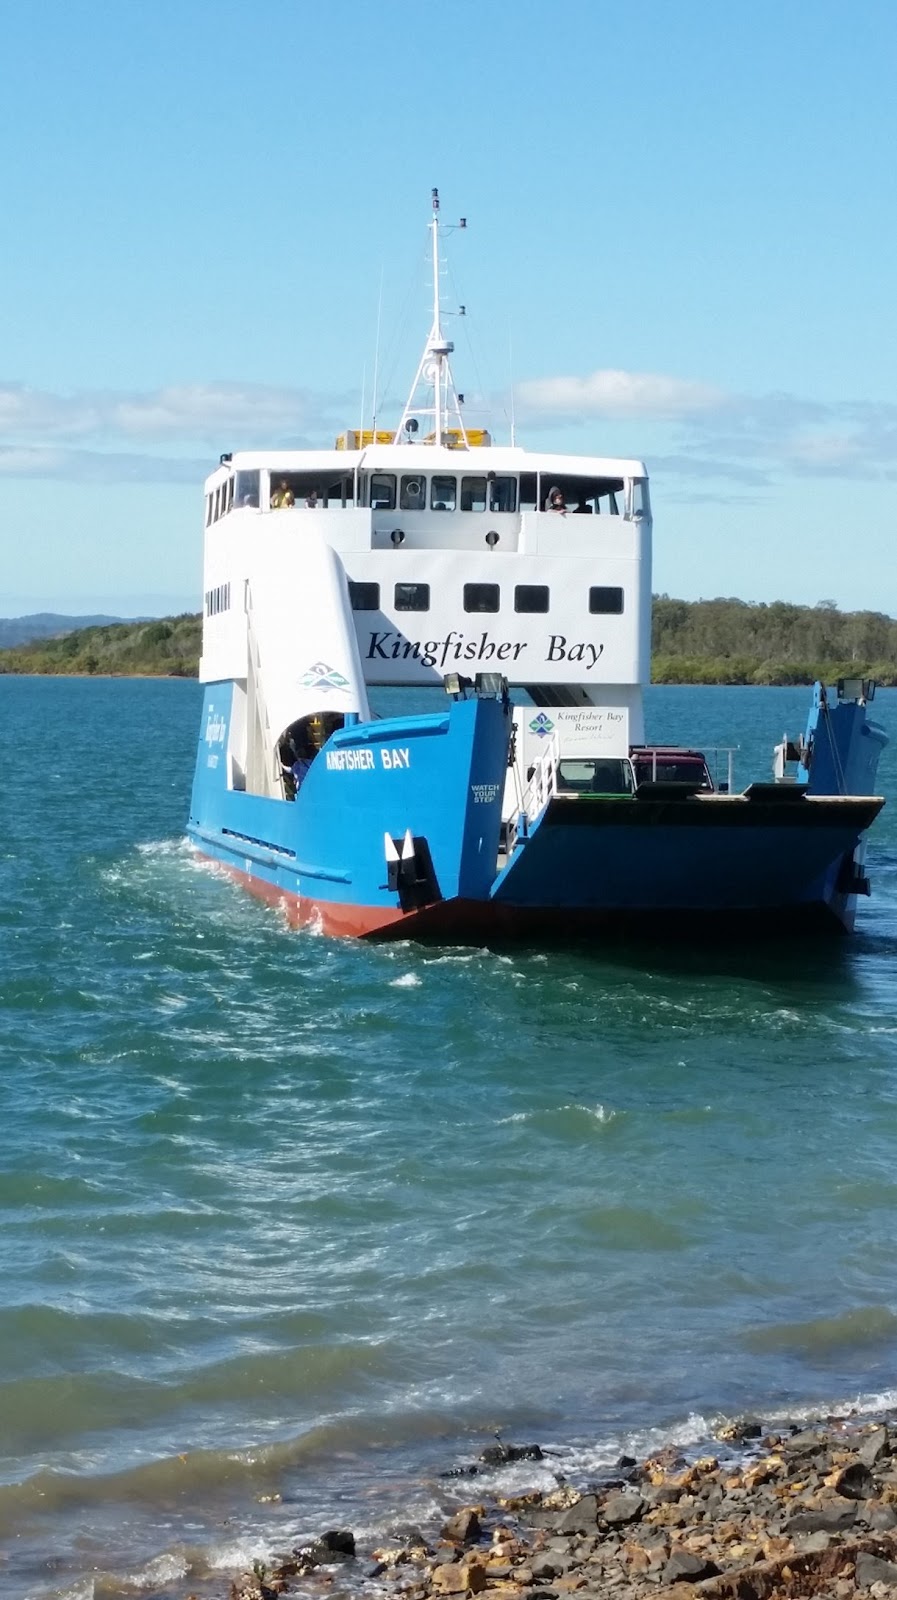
[0,613,129,648]
[0,598,894,683]
[0,614,201,676]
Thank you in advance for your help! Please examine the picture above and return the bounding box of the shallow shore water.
[2,678,897,1600]
[226,1409,897,1600]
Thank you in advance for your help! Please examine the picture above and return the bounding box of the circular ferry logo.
[529,712,555,738]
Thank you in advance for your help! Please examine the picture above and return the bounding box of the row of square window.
[349,582,624,615]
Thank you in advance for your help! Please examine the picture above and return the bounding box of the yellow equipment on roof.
[335,430,395,450]
[423,428,492,448]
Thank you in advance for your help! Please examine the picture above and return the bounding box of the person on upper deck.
[545,486,567,513]
[270,480,294,509]
[305,489,320,508]
[575,496,592,513]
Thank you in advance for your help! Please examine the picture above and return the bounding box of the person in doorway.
[270,479,294,509]
[290,753,313,792]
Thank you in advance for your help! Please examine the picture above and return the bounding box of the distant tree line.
[0,599,895,684]
[652,596,897,685]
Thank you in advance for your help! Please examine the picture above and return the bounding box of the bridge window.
[235,470,260,509]
[399,475,426,511]
[519,472,537,508]
[589,586,624,614]
[490,475,517,512]
[464,583,500,613]
[431,475,457,511]
[349,582,380,610]
[515,584,549,613]
[536,476,625,514]
[460,475,487,512]
[370,473,396,509]
[395,582,430,612]
[456,476,518,512]
[267,472,353,508]
[205,494,213,528]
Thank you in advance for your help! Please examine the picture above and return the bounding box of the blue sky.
[2,0,895,616]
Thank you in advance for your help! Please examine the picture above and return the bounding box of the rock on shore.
[230,1416,897,1600]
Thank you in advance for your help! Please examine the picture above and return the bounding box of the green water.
[2,678,896,1598]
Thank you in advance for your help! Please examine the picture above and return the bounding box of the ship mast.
[394,189,469,449]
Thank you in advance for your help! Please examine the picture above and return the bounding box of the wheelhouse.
[206,461,651,527]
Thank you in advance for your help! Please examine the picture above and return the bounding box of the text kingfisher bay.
[365,629,606,670]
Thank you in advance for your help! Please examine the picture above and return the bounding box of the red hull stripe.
[216,859,409,938]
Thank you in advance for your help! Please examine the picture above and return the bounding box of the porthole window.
[399,476,426,511]
[349,581,380,611]
[395,583,430,612]
[514,585,549,614]
[589,586,624,614]
[464,583,500,614]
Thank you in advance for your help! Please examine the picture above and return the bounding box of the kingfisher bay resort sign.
[364,628,606,673]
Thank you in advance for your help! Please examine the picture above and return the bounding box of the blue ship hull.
[187,681,886,942]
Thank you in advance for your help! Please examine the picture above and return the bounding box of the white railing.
[709,746,738,793]
[515,732,560,841]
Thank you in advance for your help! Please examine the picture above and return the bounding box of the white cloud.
[0,378,355,481]
[0,378,344,449]
[514,368,897,489]
[516,369,724,422]
[1,369,896,490]
[0,444,211,484]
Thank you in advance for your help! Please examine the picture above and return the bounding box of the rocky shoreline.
[230,1414,897,1600]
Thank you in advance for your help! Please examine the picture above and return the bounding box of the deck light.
[485,530,499,547]
[443,673,472,699]
[390,529,405,546]
[475,673,505,698]
[838,678,876,703]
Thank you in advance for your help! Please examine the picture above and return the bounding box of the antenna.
[370,264,385,442]
[393,188,470,449]
[508,326,517,447]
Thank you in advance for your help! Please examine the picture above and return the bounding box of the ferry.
[187,192,886,939]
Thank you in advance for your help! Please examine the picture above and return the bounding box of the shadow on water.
[443,925,878,996]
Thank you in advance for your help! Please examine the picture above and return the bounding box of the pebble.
[227,1413,897,1600]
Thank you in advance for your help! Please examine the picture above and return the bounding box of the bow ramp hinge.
[383,830,442,910]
